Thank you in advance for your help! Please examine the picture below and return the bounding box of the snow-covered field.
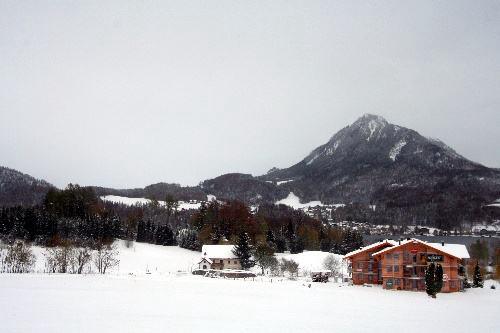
[1,274,498,332]
[1,241,499,332]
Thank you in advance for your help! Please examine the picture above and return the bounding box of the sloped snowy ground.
[1,274,498,332]
[28,240,345,276]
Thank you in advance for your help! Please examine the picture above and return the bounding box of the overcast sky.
[1,1,499,189]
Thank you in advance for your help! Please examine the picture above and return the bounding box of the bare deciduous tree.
[279,258,299,278]
[44,242,75,273]
[4,241,36,273]
[74,247,92,274]
[93,242,120,274]
[323,254,341,277]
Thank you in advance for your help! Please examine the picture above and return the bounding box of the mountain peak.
[353,114,388,125]
[350,114,389,142]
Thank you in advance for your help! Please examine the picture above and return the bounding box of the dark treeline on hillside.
[188,201,363,254]
[0,184,364,255]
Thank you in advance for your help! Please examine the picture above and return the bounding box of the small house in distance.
[198,245,241,270]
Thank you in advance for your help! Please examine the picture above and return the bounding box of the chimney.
[441,241,445,246]
[406,237,411,241]
[398,240,401,245]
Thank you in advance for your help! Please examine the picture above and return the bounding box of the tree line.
[0,184,365,257]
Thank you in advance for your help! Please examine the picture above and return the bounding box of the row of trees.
[0,240,119,274]
[0,184,366,259]
[425,261,484,298]
[190,200,364,255]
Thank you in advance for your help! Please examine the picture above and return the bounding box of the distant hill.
[3,114,500,228]
[0,166,54,207]
[92,182,207,202]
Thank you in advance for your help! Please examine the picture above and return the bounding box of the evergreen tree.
[266,229,276,244]
[435,264,443,293]
[233,232,254,270]
[274,234,287,253]
[320,238,331,252]
[289,235,305,254]
[473,261,483,288]
[254,243,276,275]
[425,262,437,297]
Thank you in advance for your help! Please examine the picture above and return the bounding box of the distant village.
[299,204,500,237]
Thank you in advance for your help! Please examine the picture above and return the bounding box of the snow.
[1,274,498,332]
[1,240,499,332]
[306,153,320,165]
[371,238,470,259]
[389,139,407,161]
[276,251,345,276]
[276,179,294,185]
[485,199,500,208]
[367,119,379,141]
[100,194,216,210]
[358,115,387,141]
[344,239,398,258]
[25,240,202,275]
[427,242,470,259]
[100,195,150,206]
[471,221,500,233]
[276,192,323,209]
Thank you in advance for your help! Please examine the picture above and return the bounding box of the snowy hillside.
[28,240,342,277]
[100,194,216,210]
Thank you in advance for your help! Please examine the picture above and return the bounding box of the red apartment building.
[344,238,470,292]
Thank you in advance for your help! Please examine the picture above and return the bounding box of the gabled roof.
[198,257,213,264]
[371,238,470,259]
[201,245,238,259]
[343,239,398,259]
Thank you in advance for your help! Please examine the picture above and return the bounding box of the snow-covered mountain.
[260,114,499,204]
[2,114,500,225]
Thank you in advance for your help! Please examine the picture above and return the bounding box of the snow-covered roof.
[198,257,213,264]
[371,238,470,259]
[201,245,238,259]
[427,242,470,259]
[343,239,398,258]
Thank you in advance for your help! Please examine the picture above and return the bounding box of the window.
[394,265,399,272]
[395,278,400,286]
[357,262,363,269]
[386,254,392,260]
[203,265,207,269]
[450,281,456,288]
[234,261,237,264]
[228,260,230,264]
[393,254,399,260]
[386,265,392,273]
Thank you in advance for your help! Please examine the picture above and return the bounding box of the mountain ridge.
[2,115,499,227]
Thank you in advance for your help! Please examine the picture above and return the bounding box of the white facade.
[199,245,242,270]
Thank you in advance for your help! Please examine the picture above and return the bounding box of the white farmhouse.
[198,245,241,270]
